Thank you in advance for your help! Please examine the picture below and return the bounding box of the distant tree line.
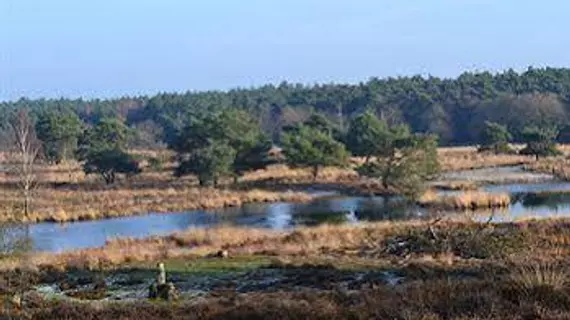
[3,67,570,201]
[3,67,570,147]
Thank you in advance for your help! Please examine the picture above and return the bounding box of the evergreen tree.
[344,111,391,162]
[478,121,512,154]
[35,110,84,163]
[171,110,273,185]
[520,126,561,159]
[77,118,132,160]
[78,118,140,184]
[83,149,141,184]
[175,142,236,186]
[281,125,349,181]
[355,121,440,199]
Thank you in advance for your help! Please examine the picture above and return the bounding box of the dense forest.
[3,67,570,148]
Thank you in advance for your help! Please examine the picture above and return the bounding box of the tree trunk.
[312,166,319,182]
[337,103,344,132]
[102,171,115,184]
[23,188,29,219]
[9,109,41,220]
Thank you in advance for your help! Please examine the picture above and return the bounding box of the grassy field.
[2,218,570,319]
[0,147,541,223]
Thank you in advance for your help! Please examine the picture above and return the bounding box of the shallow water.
[12,196,423,252]
[4,167,570,253]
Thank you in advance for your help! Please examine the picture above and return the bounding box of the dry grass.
[5,220,428,271]
[0,145,557,223]
[419,190,511,210]
[508,261,569,293]
[4,219,570,319]
[0,187,312,223]
[242,164,359,184]
[8,217,565,272]
[525,156,570,180]
[438,146,533,172]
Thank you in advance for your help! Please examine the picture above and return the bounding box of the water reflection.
[513,192,570,210]
[485,182,570,194]
[354,197,424,221]
[0,224,33,256]
[7,181,570,253]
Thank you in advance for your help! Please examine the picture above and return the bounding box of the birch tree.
[9,109,42,218]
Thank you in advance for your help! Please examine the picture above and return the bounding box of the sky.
[1,0,569,101]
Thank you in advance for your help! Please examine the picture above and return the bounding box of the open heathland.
[1,218,570,319]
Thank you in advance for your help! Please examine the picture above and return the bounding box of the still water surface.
[6,177,570,253]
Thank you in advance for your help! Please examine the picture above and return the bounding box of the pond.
[3,196,423,253]
[4,167,570,253]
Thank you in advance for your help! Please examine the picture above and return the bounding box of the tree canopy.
[170,110,274,185]
[281,125,349,180]
[344,111,392,161]
[5,67,570,147]
[354,119,440,199]
[478,121,512,154]
[35,109,84,163]
[78,118,140,184]
[520,126,561,159]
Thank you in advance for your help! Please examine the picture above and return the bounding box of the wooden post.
[157,262,166,285]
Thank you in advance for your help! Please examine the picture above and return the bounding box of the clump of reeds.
[419,190,511,210]
[508,261,568,293]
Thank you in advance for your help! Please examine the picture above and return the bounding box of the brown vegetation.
[437,146,532,172]
[3,218,570,319]
[2,216,560,272]
[10,279,570,320]
[418,190,511,210]
[0,187,312,223]
[525,155,570,180]
[0,146,555,223]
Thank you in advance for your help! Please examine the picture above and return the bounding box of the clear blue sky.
[1,0,569,101]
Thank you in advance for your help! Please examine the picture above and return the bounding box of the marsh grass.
[437,146,532,172]
[418,190,511,210]
[508,261,568,293]
[0,186,313,223]
[7,218,560,272]
[0,146,546,223]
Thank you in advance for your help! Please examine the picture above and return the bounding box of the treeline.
[2,106,559,201]
[4,67,570,147]
[6,107,439,199]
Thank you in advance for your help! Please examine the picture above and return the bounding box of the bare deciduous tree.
[8,109,42,219]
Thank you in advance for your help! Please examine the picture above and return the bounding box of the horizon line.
[1,65,564,104]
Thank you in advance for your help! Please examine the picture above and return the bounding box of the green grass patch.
[126,255,274,275]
